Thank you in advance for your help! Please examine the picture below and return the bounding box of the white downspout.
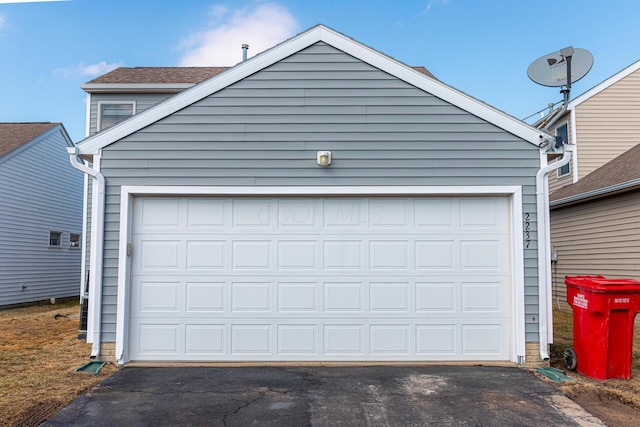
[67,146,105,358]
[536,144,575,361]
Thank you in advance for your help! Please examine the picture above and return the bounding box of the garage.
[72,25,551,365]
[129,195,512,362]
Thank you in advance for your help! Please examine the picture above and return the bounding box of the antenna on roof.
[242,44,249,62]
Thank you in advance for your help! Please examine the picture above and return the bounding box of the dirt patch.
[549,309,640,426]
[0,301,117,427]
[562,386,639,427]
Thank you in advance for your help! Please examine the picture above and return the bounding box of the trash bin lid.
[565,275,640,292]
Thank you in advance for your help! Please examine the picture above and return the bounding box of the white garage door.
[129,196,512,361]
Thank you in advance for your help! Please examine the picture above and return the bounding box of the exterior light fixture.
[317,151,332,167]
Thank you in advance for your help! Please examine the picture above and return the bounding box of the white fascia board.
[77,25,547,155]
[119,185,523,196]
[569,59,640,108]
[81,83,193,94]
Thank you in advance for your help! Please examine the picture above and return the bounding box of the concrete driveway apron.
[44,365,603,426]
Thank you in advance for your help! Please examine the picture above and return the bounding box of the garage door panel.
[416,282,456,312]
[130,196,513,362]
[462,324,507,355]
[370,282,409,312]
[323,199,367,228]
[138,324,180,354]
[232,241,272,269]
[415,241,455,269]
[231,324,271,354]
[414,198,454,228]
[460,240,504,270]
[185,324,224,354]
[323,241,363,270]
[138,281,180,312]
[231,282,271,312]
[232,199,273,229]
[461,280,507,313]
[186,241,225,270]
[138,199,180,229]
[187,199,225,228]
[277,241,318,269]
[277,282,318,312]
[416,325,456,355]
[369,241,409,269]
[185,282,225,312]
[139,240,180,270]
[370,325,410,355]
[278,199,319,229]
[324,325,364,355]
[369,199,410,228]
[277,325,318,355]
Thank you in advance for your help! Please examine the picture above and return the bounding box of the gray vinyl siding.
[96,42,541,342]
[83,93,177,293]
[0,128,83,306]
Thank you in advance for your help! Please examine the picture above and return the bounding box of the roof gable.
[0,122,60,159]
[569,59,640,108]
[76,25,547,155]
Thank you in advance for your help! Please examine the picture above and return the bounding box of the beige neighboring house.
[542,59,640,308]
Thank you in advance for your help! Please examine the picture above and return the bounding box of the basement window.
[49,231,62,247]
[70,233,81,248]
[98,102,135,131]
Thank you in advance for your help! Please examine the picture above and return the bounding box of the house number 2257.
[523,213,531,248]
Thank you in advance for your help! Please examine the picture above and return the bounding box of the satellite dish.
[527,47,594,87]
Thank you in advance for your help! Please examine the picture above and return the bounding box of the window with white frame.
[556,122,570,177]
[98,102,134,131]
[70,233,81,248]
[49,231,62,247]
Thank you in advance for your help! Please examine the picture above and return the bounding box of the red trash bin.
[565,275,640,380]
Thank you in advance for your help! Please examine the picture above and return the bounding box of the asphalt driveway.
[44,365,603,426]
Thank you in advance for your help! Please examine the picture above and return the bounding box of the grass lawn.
[0,300,117,427]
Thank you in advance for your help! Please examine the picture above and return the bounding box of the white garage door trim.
[115,186,525,364]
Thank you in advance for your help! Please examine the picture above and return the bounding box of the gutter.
[550,178,640,208]
[67,147,105,359]
[536,144,575,361]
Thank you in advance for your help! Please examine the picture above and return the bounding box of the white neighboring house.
[0,123,83,307]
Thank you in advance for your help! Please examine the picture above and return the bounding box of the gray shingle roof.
[550,143,640,204]
[85,67,229,84]
[84,65,435,85]
[0,122,59,158]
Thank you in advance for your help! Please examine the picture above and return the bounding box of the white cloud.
[53,61,123,78]
[178,2,299,66]
[419,0,451,16]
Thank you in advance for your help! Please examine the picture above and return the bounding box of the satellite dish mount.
[558,46,574,105]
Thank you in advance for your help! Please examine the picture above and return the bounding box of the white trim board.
[115,185,526,364]
[77,25,549,155]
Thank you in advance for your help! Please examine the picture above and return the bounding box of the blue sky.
[1,0,639,142]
